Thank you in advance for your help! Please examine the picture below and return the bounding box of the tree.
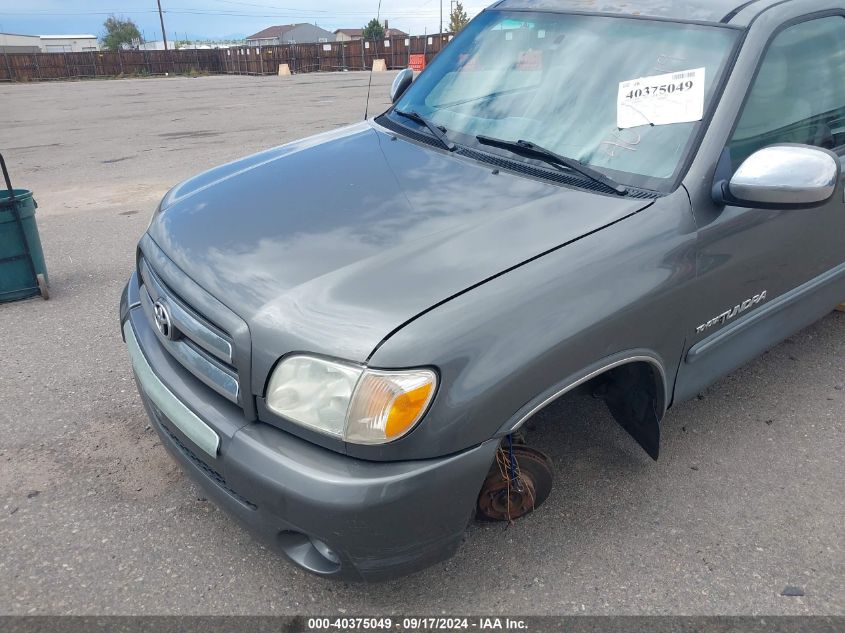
[449,1,470,33]
[362,18,385,41]
[101,15,142,50]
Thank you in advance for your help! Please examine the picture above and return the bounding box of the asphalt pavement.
[0,73,842,615]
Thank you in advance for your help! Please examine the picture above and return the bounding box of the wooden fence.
[0,35,451,82]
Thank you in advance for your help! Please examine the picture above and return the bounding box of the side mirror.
[713,144,840,209]
[390,68,414,103]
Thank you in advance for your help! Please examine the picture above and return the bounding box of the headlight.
[265,355,437,445]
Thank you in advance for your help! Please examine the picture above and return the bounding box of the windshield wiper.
[394,109,456,151]
[476,135,628,196]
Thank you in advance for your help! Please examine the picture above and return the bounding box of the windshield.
[392,11,739,191]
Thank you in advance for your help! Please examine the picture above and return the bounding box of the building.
[333,24,409,42]
[39,34,99,52]
[0,33,41,53]
[0,32,99,53]
[245,23,334,46]
[131,40,233,51]
[138,40,167,51]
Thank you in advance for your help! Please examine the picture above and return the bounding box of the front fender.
[361,191,696,462]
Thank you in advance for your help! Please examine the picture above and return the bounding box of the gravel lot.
[0,73,843,615]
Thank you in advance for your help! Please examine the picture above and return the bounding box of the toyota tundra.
[120,0,845,580]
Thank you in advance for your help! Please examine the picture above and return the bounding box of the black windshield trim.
[721,0,766,23]
[476,135,629,195]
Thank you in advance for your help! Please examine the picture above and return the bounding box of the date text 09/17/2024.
[305,617,529,631]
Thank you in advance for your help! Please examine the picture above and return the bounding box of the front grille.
[138,255,240,404]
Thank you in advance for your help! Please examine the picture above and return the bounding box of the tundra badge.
[696,291,768,334]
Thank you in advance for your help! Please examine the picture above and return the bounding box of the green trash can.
[0,154,49,302]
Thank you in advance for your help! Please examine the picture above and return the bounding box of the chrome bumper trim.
[124,320,220,458]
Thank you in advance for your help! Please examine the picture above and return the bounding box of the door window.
[729,16,845,169]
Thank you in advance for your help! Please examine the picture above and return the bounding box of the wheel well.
[588,360,665,460]
[508,358,667,460]
[589,360,667,419]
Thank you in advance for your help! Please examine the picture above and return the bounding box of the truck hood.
[148,121,653,370]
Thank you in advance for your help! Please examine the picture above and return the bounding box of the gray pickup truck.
[120,0,845,580]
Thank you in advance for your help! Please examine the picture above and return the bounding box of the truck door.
[675,14,845,403]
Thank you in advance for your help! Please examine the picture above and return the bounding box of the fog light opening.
[310,537,340,565]
[276,530,341,575]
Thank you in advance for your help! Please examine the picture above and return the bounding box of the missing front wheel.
[476,441,554,522]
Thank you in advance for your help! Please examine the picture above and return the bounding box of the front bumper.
[121,276,498,581]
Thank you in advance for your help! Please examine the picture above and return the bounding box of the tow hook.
[476,434,554,522]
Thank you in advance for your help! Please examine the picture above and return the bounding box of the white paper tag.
[617,67,706,129]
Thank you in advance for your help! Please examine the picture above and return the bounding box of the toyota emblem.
[153,300,174,340]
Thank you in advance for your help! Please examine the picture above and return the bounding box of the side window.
[729,16,845,169]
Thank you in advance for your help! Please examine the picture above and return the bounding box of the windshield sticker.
[652,54,689,74]
[617,67,706,129]
[601,128,642,157]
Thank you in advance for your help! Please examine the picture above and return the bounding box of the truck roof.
[491,0,791,27]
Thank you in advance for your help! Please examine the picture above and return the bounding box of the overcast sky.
[0,0,489,41]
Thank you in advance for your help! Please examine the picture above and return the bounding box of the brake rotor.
[477,444,554,522]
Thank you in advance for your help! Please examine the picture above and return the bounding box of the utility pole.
[157,0,169,51]
[440,0,443,42]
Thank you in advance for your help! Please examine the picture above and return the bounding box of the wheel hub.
[479,473,537,521]
[476,443,554,522]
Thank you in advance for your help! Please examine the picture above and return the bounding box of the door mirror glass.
[715,144,839,209]
[390,68,414,103]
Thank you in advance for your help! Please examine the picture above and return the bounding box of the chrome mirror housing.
[390,68,414,103]
[714,144,840,209]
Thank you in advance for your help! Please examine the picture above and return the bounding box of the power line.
[206,0,332,12]
[0,10,158,16]
[0,2,483,36]
[0,7,444,17]
[167,8,443,16]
